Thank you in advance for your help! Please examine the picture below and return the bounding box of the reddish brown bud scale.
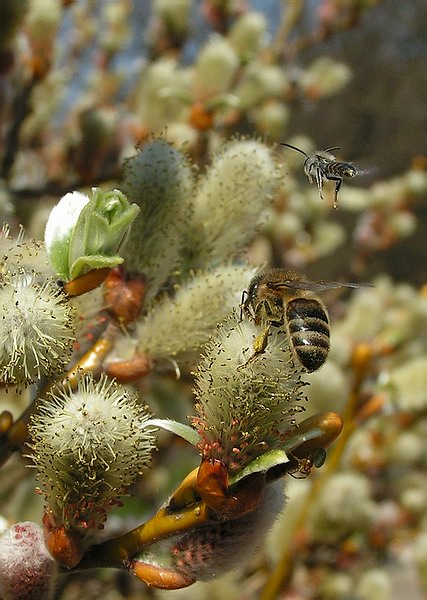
[64,267,112,297]
[196,459,229,513]
[356,393,386,421]
[104,268,147,325]
[188,102,215,131]
[132,560,195,589]
[351,342,373,372]
[196,459,266,518]
[42,512,83,569]
[0,410,13,435]
[104,354,153,382]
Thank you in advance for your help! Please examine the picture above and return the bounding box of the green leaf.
[144,419,200,447]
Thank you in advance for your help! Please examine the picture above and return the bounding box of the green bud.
[45,188,139,281]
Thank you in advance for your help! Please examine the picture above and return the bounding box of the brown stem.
[59,332,116,390]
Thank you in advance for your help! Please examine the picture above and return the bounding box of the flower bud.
[44,188,139,282]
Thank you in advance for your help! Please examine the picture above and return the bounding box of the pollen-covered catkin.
[29,374,157,532]
[193,315,306,473]
[0,273,75,388]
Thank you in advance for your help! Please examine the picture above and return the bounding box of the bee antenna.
[324,147,341,153]
[281,143,309,158]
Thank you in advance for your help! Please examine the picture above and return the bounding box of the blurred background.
[0,1,426,599]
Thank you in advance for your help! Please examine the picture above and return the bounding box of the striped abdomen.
[285,298,330,372]
[324,161,357,178]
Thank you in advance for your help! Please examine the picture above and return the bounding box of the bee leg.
[238,325,271,369]
[239,290,248,322]
[315,168,324,200]
[325,174,342,208]
[253,324,271,354]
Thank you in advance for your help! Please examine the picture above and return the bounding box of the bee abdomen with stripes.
[285,298,330,372]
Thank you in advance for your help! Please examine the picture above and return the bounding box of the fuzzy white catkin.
[26,0,62,43]
[121,139,194,298]
[191,37,239,101]
[252,101,290,141]
[414,532,427,592]
[355,569,392,600]
[136,265,255,362]
[228,12,267,59]
[300,57,352,97]
[186,139,277,269]
[0,273,75,388]
[0,225,52,280]
[389,356,427,412]
[193,315,306,472]
[153,0,191,36]
[265,478,311,566]
[309,472,375,542]
[233,62,289,110]
[29,374,157,530]
[0,522,57,600]
[135,59,189,133]
[135,480,286,584]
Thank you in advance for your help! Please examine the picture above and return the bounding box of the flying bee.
[241,268,366,372]
[282,143,359,208]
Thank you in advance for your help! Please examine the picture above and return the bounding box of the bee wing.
[353,164,378,177]
[270,280,372,293]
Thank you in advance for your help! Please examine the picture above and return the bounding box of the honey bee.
[241,268,366,372]
[282,143,359,208]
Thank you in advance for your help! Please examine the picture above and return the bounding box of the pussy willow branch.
[77,462,298,572]
[77,500,212,570]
